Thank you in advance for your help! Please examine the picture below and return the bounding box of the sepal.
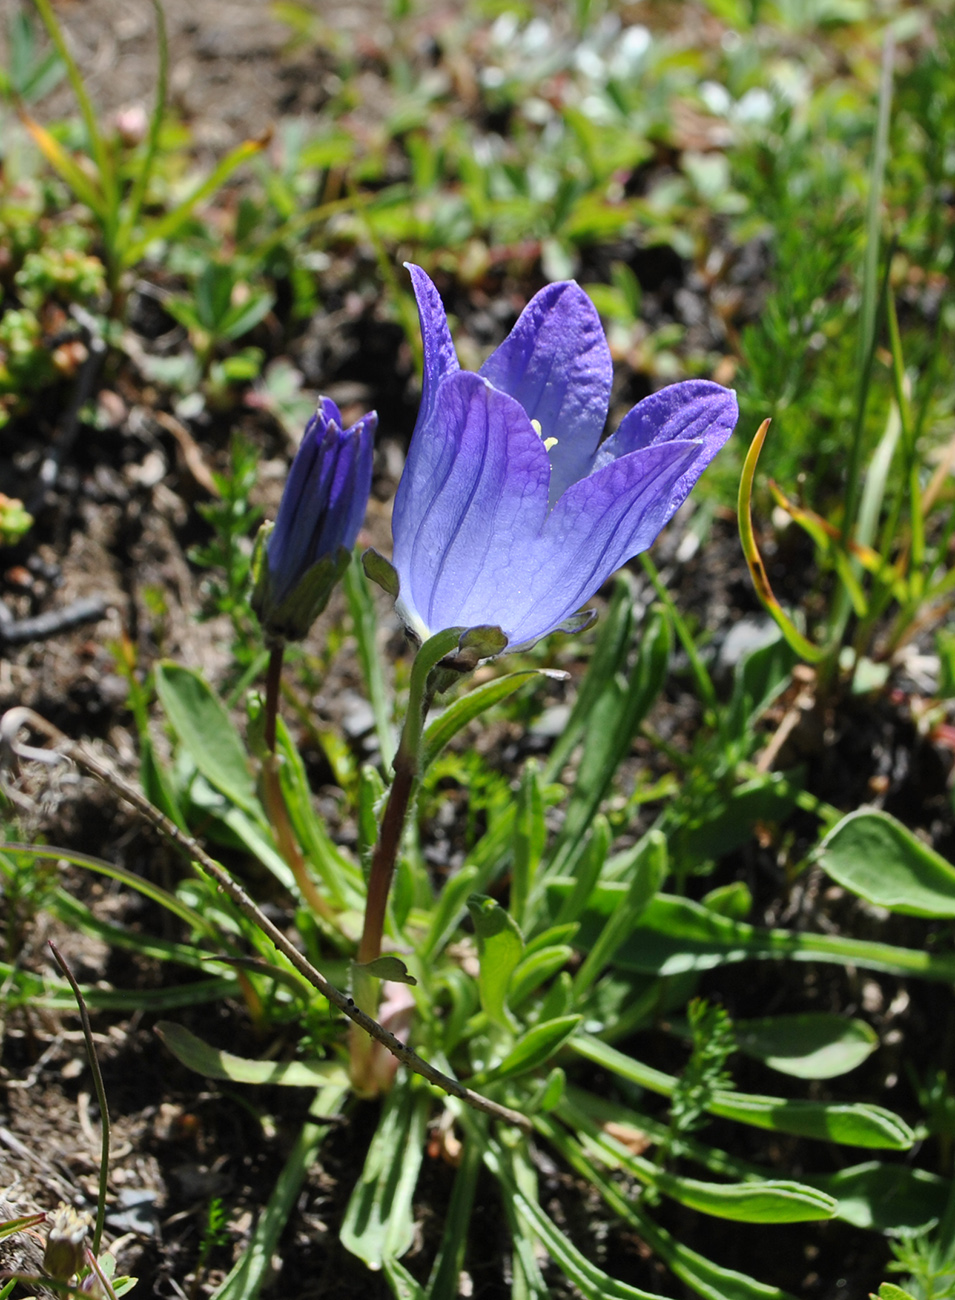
[429,623,508,695]
[362,547,400,597]
[253,542,351,643]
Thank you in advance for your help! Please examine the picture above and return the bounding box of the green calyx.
[251,524,352,643]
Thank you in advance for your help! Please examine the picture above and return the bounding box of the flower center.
[530,418,558,453]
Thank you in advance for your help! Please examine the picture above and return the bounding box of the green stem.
[49,943,109,1256]
[264,643,284,754]
[640,553,723,736]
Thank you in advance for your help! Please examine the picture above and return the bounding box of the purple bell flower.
[253,396,376,642]
[386,264,738,652]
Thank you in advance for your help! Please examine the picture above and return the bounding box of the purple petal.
[392,371,551,640]
[267,399,376,603]
[479,281,613,504]
[499,440,704,647]
[319,410,377,555]
[595,380,738,507]
[268,422,339,599]
[405,264,460,427]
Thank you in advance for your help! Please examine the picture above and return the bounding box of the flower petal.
[405,263,460,427]
[320,409,377,554]
[392,371,551,640]
[505,439,706,647]
[268,412,339,601]
[478,281,613,504]
[595,379,738,507]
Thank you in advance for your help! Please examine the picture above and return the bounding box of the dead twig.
[0,707,531,1132]
[0,596,107,646]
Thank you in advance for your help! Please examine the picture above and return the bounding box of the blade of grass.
[30,0,117,218]
[49,944,109,1255]
[116,0,168,253]
[122,135,269,267]
[842,29,895,540]
[211,1084,348,1300]
[17,110,107,217]
[343,555,396,767]
[0,842,213,935]
[737,421,826,663]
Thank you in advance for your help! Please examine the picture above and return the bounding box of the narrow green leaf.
[552,815,611,929]
[423,864,480,961]
[155,663,260,816]
[544,575,634,782]
[511,760,546,927]
[541,1118,800,1300]
[736,1013,878,1079]
[468,894,524,1030]
[123,135,267,266]
[572,1036,914,1150]
[711,1091,912,1151]
[212,1084,347,1300]
[0,1212,46,1240]
[0,962,240,1013]
[344,556,396,767]
[572,889,955,983]
[548,606,669,873]
[422,672,540,772]
[727,633,798,740]
[481,1014,582,1084]
[341,1079,429,1269]
[508,946,574,1009]
[18,111,107,215]
[427,1136,482,1300]
[572,830,666,1000]
[653,1171,834,1223]
[805,1161,948,1234]
[819,809,955,917]
[877,1286,917,1300]
[277,717,364,904]
[383,1259,427,1300]
[485,1139,670,1300]
[1,842,209,933]
[156,1022,348,1087]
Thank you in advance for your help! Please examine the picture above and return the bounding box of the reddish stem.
[357,758,415,965]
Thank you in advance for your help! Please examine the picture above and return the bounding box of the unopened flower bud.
[43,1203,92,1282]
[252,396,375,643]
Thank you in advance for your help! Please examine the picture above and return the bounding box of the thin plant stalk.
[639,552,723,740]
[48,943,109,1257]
[823,29,895,689]
[350,628,462,1091]
[260,643,338,922]
[263,643,284,754]
[356,628,461,970]
[4,707,529,1131]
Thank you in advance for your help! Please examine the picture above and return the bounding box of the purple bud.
[252,397,375,642]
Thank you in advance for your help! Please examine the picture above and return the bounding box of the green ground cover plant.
[1,0,955,1297]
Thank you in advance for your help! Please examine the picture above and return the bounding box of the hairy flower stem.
[356,628,459,968]
[350,628,462,1092]
[263,642,284,753]
[357,759,416,968]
